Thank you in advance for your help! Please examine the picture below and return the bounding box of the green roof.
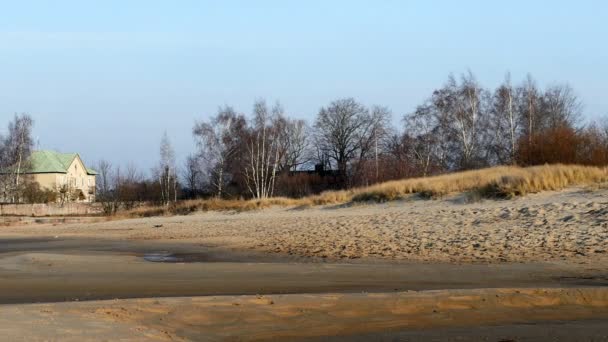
[26,150,97,175]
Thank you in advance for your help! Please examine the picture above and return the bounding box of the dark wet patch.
[303,319,608,342]
[143,252,212,263]
[556,276,608,286]
[0,238,61,245]
[0,236,314,264]
[143,252,180,262]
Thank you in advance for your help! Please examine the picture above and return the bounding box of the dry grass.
[119,197,311,218]
[120,164,608,218]
[349,164,608,201]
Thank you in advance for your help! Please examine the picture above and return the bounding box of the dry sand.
[3,187,608,264]
[1,187,608,340]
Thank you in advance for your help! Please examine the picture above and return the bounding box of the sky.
[0,0,607,172]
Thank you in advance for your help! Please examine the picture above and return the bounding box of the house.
[22,150,98,202]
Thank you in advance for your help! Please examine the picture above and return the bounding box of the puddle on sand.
[142,252,210,263]
[143,252,182,263]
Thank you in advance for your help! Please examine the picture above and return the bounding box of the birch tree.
[244,100,283,199]
[431,72,489,169]
[364,105,392,181]
[157,132,177,205]
[404,104,444,176]
[193,106,246,198]
[489,73,520,164]
[520,74,540,151]
[1,114,34,202]
[454,72,486,168]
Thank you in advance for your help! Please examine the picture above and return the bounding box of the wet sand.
[0,236,606,340]
[0,288,607,341]
[315,320,608,342]
[1,236,606,304]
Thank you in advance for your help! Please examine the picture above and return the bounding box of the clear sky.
[0,0,606,171]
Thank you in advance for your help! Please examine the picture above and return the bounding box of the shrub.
[21,182,57,203]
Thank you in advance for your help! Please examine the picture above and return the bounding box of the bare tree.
[430,72,489,169]
[519,74,540,150]
[118,163,144,210]
[244,100,283,199]
[313,98,372,185]
[489,73,520,164]
[182,154,203,198]
[0,114,34,202]
[364,105,392,181]
[193,106,243,198]
[540,84,582,130]
[454,72,487,168]
[404,104,445,176]
[276,117,311,172]
[157,132,177,205]
[0,128,6,202]
[95,160,118,214]
[96,160,112,198]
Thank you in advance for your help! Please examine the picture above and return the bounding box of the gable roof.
[26,150,97,175]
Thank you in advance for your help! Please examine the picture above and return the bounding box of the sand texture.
[1,288,607,341]
[4,188,608,264]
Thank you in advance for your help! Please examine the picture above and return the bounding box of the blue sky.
[0,0,606,171]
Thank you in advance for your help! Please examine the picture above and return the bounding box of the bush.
[21,182,57,203]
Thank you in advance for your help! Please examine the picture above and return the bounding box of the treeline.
[6,71,606,207]
[401,72,606,171]
[94,71,608,207]
[187,71,608,199]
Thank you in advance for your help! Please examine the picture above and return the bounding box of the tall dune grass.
[121,164,608,217]
[348,164,608,202]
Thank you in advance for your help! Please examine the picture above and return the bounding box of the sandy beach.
[1,187,608,340]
